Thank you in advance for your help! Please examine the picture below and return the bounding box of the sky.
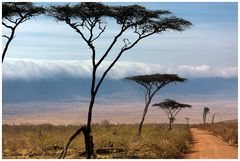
[2,2,238,70]
[2,2,238,124]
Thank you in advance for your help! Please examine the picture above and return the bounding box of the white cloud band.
[3,58,237,80]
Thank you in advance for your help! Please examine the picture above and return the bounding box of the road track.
[185,128,238,159]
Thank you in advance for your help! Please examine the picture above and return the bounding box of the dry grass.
[193,121,238,145]
[3,123,191,159]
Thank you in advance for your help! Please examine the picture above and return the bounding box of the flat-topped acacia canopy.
[48,2,192,35]
[153,99,192,109]
[125,74,187,87]
[2,2,45,19]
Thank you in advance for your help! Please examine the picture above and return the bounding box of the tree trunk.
[83,127,94,159]
[59,125,86,159]
[203,114,206,124]
[84,94,95,159]
[59,95,96,159]
[138,100,151,135]
[169,119,172,130]
[138,113,145,135]
[211,114,216,124]
[2,28,15,62]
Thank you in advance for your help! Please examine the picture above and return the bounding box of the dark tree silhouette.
[153,99,191,130]
[203,107,210,124]
[48,3,192,158]
[211,113,216,123]
[2,2,45,62]
[125,74,187,134]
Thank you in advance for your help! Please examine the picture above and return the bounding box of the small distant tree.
[185,117,189,125]
[153,99,191,130]
[125,74,187,134]
[48,2,192,158]
[2,2,45,62]
[211,113,216,124]
[203,107,210,124]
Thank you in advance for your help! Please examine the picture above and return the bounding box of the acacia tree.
[125,74,187,134]
[2,2,45,62]
[153,99,191,130]
[203,107,210,124]
[48,3,192,158]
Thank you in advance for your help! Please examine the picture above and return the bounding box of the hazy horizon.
[3,59,237,125]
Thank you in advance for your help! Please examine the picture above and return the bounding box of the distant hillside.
[3,77,237,104]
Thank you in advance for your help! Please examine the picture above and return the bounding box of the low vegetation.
[3,123,191,159]
[193,121,238,145]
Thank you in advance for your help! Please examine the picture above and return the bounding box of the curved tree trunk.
[138,106,147,135]
[138,99,151,135]
[59,125,87,159]
[2,27,15,62]
[2,17,24,63]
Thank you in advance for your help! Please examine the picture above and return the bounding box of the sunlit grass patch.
[3,123,191,159]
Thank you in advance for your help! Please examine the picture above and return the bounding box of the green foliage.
[3,123,191,159]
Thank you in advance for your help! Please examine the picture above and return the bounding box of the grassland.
[3,123,191,159]
[193,121,238,145]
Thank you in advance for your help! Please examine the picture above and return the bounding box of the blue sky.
[2,2,238,75]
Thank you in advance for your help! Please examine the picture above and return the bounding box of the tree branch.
[5,17,16,24]
[120,30,156,52]
[94,29,161,96]
[67,21,89,44]
[96,25,127,67]
[2,35,10,39]
[173,108,182,117]
[91,23,106,42]
[59,125,86,159]
[163,108,170,119]
[88,19,98,42]
[2,22,13,29]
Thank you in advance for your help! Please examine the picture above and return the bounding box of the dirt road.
[185,128,238,159]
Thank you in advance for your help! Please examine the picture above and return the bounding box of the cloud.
[3,58,237,80]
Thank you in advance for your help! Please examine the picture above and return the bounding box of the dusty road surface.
[185,128,238,159]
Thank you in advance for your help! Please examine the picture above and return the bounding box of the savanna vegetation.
[2,2,237,159]
[3,123,191,159]
[193,121,238,146]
